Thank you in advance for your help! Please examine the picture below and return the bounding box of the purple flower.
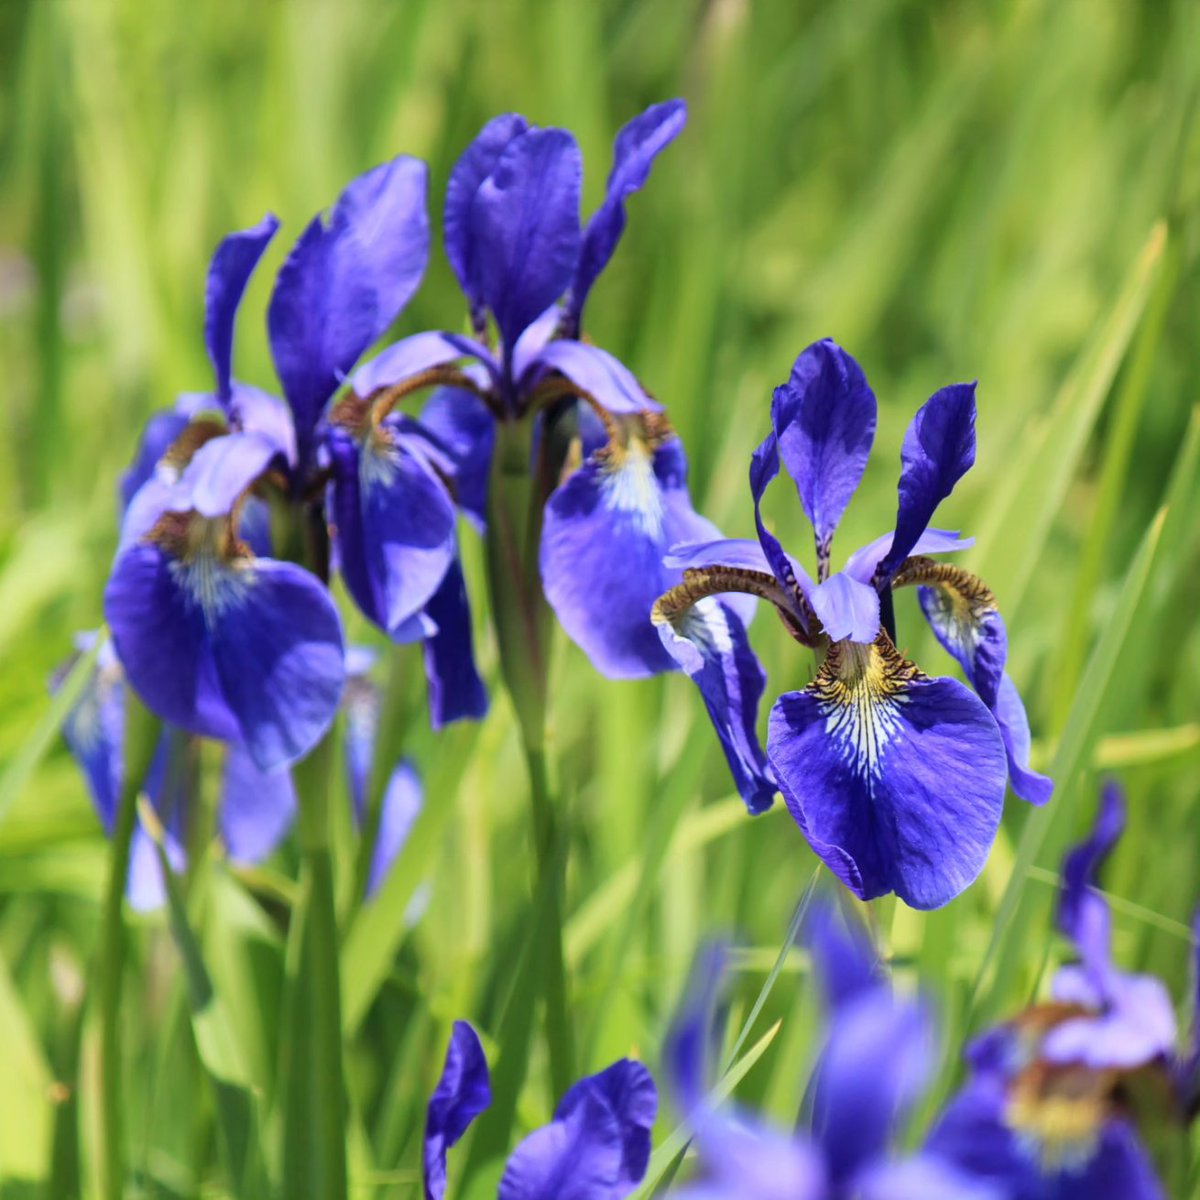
[338,102,710,679]
[422,1021,656,1200]
[927,784,1176,1198]
[653,340,1053,909]
[664,911,1000,1199]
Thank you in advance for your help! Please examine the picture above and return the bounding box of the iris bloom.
[55,637,422,907]
[333,100,729,678]
[422,1020,656,1200]
[928,784,1175,1198]
[653,339,1052,909]
[665,911,999,1199]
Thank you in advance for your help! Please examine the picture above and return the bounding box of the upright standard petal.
[470,128,583,351]
[748,433,816,624]
[566,99,687,331]
[421,558,488,729]
[444,113,530,319]
[767,636,1006,909]
[423,1021,492,1200]
[204,214,279,402]
[207,559,345,772]
[268,158,430,458]
[771,339,876,561]
[655,596,775,813]
[497,1060,656,1200]
[1058,782,1124,979]
[877,383,977,584]
[540,433,719,678]
[219,741,297,863]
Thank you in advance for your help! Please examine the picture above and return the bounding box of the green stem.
[95,695,158,1200]
[281,735,348,1200]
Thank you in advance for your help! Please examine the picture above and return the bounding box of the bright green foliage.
[1,1,1199,1196]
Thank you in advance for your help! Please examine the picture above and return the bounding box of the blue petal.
[127,739,189,912]
[219,742,296,863]
[877,383,977,584]
[511,304,562,383]
[180,431,278,518]
[662,538,772,573]
[207,559,345,772]
[1058,782,1123,981]
[420,387,496,532]
[268,157,430,459]
[664,942,726,1116]
[205,214,279,403]
[767,639,1006,909]
[771,339,876,556]
[843,527,972,584]
[326,425,458,637]
[119,408,190,515]
[421,557,488,729]
[809,572,880,643]
[854,1155,1004,1200]
[656,598,775,813]
[444,113,530,321]
[104,542,241,743]
[350,330,469,399]
[497,1060,656,1200]
[227,382,297,467]
[565,99,687,332]
[811,987,934,1182]
[993,675,1054,806]
[530,340,660,415]
[366,761,423,897]
[342,650,379,822]
[807,901,882,1010]
[749,433,815,622]
[470,128,582,351]
[540,433,721,678]
[423,1020,492,1200]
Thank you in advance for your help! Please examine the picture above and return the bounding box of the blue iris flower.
[336,101,734,678]
[422,1020,656,1200]
[928,783,1178,1199]
[653,339,1053,909]
[664,911,1000,1199]
[55,635,423,906]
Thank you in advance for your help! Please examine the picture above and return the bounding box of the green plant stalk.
[281,733,347,1200]
[484,415,574,1102]
[95,695,158,1200]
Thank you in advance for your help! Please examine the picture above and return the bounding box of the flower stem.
[95,694,158,1200]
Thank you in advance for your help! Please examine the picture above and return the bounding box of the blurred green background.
[1,0,1199,1195]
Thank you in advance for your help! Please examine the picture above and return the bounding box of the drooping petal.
[207,559,345,772]
[876,383,977,585]
[497,1060,656,1200]
[219,741,296,862]
[844,527,973,585]
[205,214,279,403]
[420,387,495,532]
[470,128,582,351]
[565,99,687,331]
[767,636,1006,909]
[531,340,660,415]
[809,572,880,644]
[770,339,876,559]
[540,434,720,678]
[1058,782,1124,981]
[993,675,1054,806]
[326,425,458,637]
[423,1021,492,1200]
[268,158,430,458]
[444,113,530,320]
[104,542,241,743]
[655,597,774,813]
[366,761,422,897]
[421,557,488,729]
[810,987,934,1182]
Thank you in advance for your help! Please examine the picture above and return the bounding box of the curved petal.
[876,383,977,584]
[208,559,345,772]
[809,572,880,644]
[540,435,720,678]
[228,382,297,467]
[420,386,495,532]
[511,304,562,383]
[854,1154,1004,1200]
[656,598,774,813]
[749,433,815,620]
[662,538,772,574]
[421,557,488,729]
[771,339,876,558]
[219,742,297,862]
[1058,782,1123,980]
[119,408,191,515]
[268,157,430,459]
[565,99,687,331]
[366,761,423,897]
[444,113,530,319]
[531,340,660,415]
[181,431,279,518]
[811,988,934,1182]
[807,901,882,1010]
[350,331,471,399]
[498,1060,656,1200]
[993,675,1054,806]
[205,214,279,402]
[104,542,240,743]
[767,637,1006,909]
[423,1021,492,1200]
[470,127,582,350]
[844,527,972,585]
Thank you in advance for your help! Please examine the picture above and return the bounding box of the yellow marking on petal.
[1005,1060,1113,1173]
